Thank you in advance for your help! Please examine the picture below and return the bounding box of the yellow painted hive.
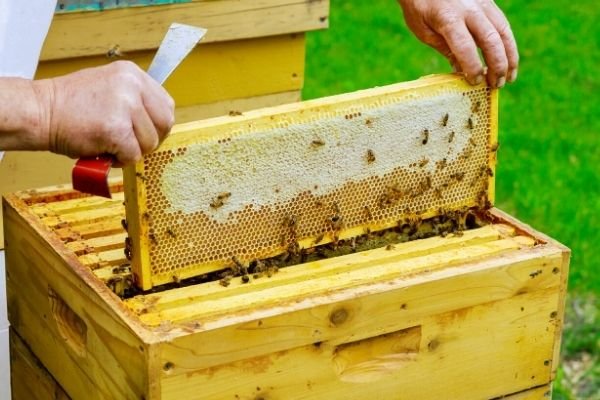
[5,76,569,400]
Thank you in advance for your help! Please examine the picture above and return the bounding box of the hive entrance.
[124,74,498,290]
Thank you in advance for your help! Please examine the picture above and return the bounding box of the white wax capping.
[162,92,474,223]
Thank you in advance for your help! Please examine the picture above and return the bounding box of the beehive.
[5,179,569,399]
[124,75,498,289]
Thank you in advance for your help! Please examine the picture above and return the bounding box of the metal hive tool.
[124,74,498,289]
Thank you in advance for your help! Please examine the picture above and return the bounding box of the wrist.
[30,78,55,152]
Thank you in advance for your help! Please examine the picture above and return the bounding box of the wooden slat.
[66,232,127,255]
[125,223,515,314]
[41,203,125,228]
[79,248,128,269]
[41,0,329,60]
[55,216,124,240]
[136,235,535,325]
[30,193,125,217]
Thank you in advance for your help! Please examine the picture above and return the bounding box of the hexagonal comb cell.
[124,74,498,290]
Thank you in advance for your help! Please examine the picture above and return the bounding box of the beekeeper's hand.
[0,61,174,165]
[398,0,519,88]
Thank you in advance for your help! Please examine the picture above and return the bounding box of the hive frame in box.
[124,74,499,289]
[4,181,569,399]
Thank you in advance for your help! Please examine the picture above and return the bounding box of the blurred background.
[303,1,599,398]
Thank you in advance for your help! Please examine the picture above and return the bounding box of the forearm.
[0,77,50,151]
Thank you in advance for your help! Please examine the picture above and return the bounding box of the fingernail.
[497,76,506,88]
[509,69,518,83]
[473,74,484,85]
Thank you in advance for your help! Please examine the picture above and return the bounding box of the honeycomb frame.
[124,74,498,290]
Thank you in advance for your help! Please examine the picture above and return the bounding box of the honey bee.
[469,137,477,146]
[241,275,250,284]
[366,149,376,164]
[467,117,474,130]
[135,172,147,182]
[418,158,429,168]
[121,219,128,231]
[448,131,455,143]
[328,214,343,231]
[385,244,395,251]
[219,276,231,287]
[364,205,373,220]
[228,110,243,116]
[314,233,325,245]
[472,101,481,113]
[486,167,494,177]
[311,139,326,147]
[283,214,298,230]
[421,129,430,145]
[166,227,177,238]
[106,45,123,59]
[450,172,465,182]
[210,192,231,209]
[434,188,443,199]
[490,142,500,152]
[124,237,133,260]
[441,113,449,127]
[148,232,158,245]
[436,158,447,170]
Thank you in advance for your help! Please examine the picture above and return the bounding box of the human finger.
[465,10,508,87]
[482,1,519,82]
[437,19,484,84]
[131,105,160,155]
[139,73,175,142]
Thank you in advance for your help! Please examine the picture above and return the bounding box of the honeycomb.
[126,75,497,289]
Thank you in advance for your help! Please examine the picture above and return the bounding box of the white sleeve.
[0,0,57,79]
[0,0,56,162]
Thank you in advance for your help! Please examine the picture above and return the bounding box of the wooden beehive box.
[5,180,569,399]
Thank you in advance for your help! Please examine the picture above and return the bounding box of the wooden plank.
[175,90,302,123]
[37,34,306,108]
[79,248,128,269]
[124,74,499,289]
[138,235,535,325]
[66,232,127,255]
[9,329,71,400]
[154,244,563,372]
[41,0,329,60]
[159,287,559,399]
[125,223,516,315]
[41,203,125,228]
[3,194,153,400]
[29,193,125,217]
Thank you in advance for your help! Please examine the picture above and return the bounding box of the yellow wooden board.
[41,0,329,60]
[10,329,71,400]
[124,74,499,289]
[36,34,306,108]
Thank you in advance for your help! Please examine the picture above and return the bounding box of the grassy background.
[303,1,599,398]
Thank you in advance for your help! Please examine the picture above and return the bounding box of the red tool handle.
[72,155,114,198]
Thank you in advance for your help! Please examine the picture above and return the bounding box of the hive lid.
[124,74,498,290]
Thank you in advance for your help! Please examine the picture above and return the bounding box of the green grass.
[303,1,600,397]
